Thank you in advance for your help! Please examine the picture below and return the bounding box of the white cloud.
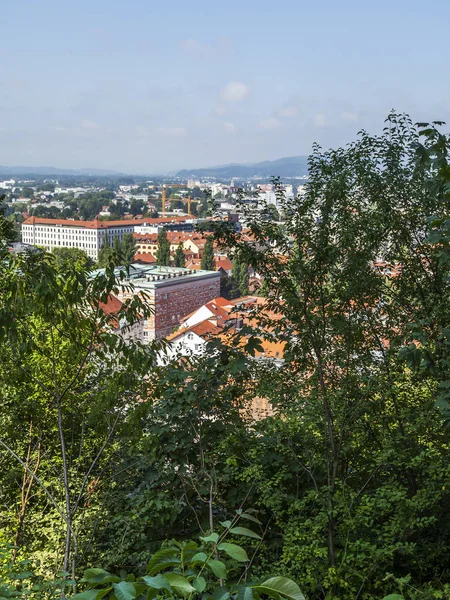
[223,122,236,133]
[341,111,358,122]
[258,117,281,130]
[181,39,203,55]
[215,105,228,116]
[159,127,187,138]
[52,126,67,132]
[81,119,100,130]
[221,81,250,103]
[314,113,326,127]
[278,106,298,118]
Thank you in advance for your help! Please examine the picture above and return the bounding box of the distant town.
[1,173,305,376]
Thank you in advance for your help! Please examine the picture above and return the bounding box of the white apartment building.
[21,216,143,260]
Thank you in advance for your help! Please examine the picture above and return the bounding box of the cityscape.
[1,2,450,600]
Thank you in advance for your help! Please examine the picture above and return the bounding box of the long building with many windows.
[21,216,192,260]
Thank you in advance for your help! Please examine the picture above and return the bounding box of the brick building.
[94,264,221,340]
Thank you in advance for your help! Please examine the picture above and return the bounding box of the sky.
[1,0,449,174]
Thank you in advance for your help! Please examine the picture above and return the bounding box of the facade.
[21,216,145,260]
[21,216,194,261]
[93,264,221,341]
[162,320,221,363]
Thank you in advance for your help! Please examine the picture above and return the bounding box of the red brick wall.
[154,277,220,338]
[117,275,220,340]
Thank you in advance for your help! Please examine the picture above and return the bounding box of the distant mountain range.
[176,156,309,180]
[0,166,123,176]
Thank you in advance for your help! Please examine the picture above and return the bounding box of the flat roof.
[91,264,220,289]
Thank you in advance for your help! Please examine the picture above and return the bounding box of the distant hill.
[0,166,124,177]
[176,156,309,180]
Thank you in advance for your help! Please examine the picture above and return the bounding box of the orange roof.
[216,258,232,271]
[22,216,191,229]
[133,253,157,264]
[167,320,221,341]
[98,293,123,316]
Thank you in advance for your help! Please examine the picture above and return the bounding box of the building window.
[187,333,193,340]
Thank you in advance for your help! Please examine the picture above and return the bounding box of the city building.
[93,264,221,340]
[21,216,193,260]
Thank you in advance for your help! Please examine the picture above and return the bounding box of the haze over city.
[1,0,449,173]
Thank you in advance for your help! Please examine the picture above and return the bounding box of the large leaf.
[141,575,172,593]
[239,513,262,525]
[207,559,228,580]
[113,581,137,600]
[230,527,262,540]
[218,543,249,562]
[72,590,105,600]
[192,577,207,593]
[164,573,196,596]
[190,552,208,566]
[212,586,230,600]
[252,577,304,600]
[146,548,181,576]
[200,533,219,544]
[382,596,404,600]
[237,585,255,600]
[83,569,121,584]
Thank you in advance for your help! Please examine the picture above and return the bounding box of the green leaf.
[192,577,207,593]
[83,569,121,584]
[218,543,249,562]
[238,586,255,600]
[72,590,105,600]
[252,577,305,600]
[113,581,137,600]
[146,548,181,575]
[12,571,34,580]
[190,552,208,566]
[230,527,262,540]
[164,573,196,596]
[141,575,172,593]
[200,532,219,544]
[96,589,114,600]
[212,586,230,600]
[207,559,228,580]
[220,520,232,529]
[239,513,262,525]
[382,596,404,600]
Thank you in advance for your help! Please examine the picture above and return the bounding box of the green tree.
[156,228,171,266]
[200,237,215,271]
[173,242,185,268]
[97,235,114,267]
[209,113,450,599]
[0,251,156,577]
[112,236,123,265]
[121,233,136,267]
[0,196,18,247]
[129,198,144,216]
[52,247,95,271]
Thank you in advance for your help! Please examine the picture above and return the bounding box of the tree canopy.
[2,115,450,600]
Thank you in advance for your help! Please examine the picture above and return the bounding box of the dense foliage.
[2,114,450,600]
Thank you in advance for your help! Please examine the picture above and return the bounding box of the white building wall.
[21,222,137,260]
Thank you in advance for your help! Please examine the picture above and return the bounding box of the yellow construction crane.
[161,185,199,217]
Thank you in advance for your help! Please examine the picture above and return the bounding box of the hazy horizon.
[2,0,449,172]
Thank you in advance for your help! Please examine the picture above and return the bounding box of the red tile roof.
[167,320,222,342]
[22,216,191,229]
[133,252,157,264]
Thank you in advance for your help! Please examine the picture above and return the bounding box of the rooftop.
[91,264,220,289]
[22,216,192,229]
